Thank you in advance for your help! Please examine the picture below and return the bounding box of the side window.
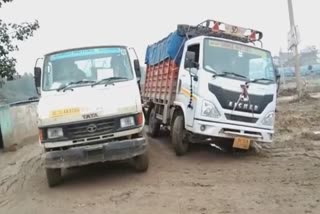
[184,44,200,69]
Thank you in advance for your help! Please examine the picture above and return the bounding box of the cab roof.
[44,45,128,57]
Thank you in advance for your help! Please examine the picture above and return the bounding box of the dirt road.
[1,98,320,214]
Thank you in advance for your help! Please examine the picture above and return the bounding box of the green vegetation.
[0,0,39,79]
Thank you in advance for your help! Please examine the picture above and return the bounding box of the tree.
[0,0,39,79]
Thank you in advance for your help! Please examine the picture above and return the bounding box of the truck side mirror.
[34,67,41,88]
[134,59,141,78]
[184,51,198,70]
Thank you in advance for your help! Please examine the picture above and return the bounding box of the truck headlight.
[261,112,275,126]
[201,100,221,118]
[47,128,64,139]
[120,116,135,128]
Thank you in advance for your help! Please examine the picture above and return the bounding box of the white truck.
[34,45,148,187]
[142,20,280,155]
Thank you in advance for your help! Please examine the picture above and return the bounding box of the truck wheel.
[148,108,160,137]
[143,108,149,125]
[172,115,189,156]
[46,168,62,187]
[133,153,149,172]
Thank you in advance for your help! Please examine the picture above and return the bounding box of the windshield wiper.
[222,71,247,79]
[205,65,218,75]
[57,80,95,92]
[91,77,128,87]
[246,78,274,84]
[213,71,247,79]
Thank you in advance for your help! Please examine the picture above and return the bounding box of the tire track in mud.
[265,146,320,160]
[0,144,42,209]
[19,155,41,190]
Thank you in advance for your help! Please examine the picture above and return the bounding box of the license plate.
[86,145,103,157]
[233,137,251,150]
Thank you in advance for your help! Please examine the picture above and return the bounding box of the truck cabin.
[179,20,277,84]
[35,46,138,92]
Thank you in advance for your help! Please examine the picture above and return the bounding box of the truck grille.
[65,119,116,139]
[225,114,258,123]
[41,113,142,143]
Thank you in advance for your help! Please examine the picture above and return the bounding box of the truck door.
[177,44,200,128]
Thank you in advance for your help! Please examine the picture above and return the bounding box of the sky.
[0,0,319,74]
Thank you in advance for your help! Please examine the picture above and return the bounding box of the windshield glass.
[203,39,276,82]
[42,47,133,91]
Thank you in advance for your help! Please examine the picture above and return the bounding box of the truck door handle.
[178,79,182,92]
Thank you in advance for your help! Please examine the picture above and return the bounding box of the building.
[277,47,319,67]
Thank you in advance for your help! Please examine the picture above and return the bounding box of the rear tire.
[148,108,160,137]
[172,115,189,156]
[143,108,149,125]
[133,153,149,172]
[46,168,62,187]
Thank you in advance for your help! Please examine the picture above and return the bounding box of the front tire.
[133,153,149,172]
[46,168,62,187]
[172,115,189,156]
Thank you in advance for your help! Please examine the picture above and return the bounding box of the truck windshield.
[42,47,133,91]
[203,39,276,82]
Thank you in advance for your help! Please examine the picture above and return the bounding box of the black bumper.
[44,137,147,169]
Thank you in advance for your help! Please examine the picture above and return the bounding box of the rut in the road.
[262,145,320,162]
[0,145,42,208]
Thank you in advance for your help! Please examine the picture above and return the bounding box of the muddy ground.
[1,98,320,214]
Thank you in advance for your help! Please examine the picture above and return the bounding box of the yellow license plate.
[50,107,80,118]
[233,137,251,150]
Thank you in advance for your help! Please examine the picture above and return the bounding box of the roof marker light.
[249,30,257,41]
[212,21,220,32]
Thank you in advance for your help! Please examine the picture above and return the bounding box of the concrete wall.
[0,105,13,149]
[0,102,38,150]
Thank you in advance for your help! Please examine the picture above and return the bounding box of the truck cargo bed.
[142,60,179,105]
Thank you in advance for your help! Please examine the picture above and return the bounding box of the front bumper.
[190,119,273,143]
[43,137,147,169]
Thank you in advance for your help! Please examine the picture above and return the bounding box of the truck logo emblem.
[240,83,249,101]
[228,101,259,112]
[231,83,258,113]
[87,124,97,133]
[82,113,98,120]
